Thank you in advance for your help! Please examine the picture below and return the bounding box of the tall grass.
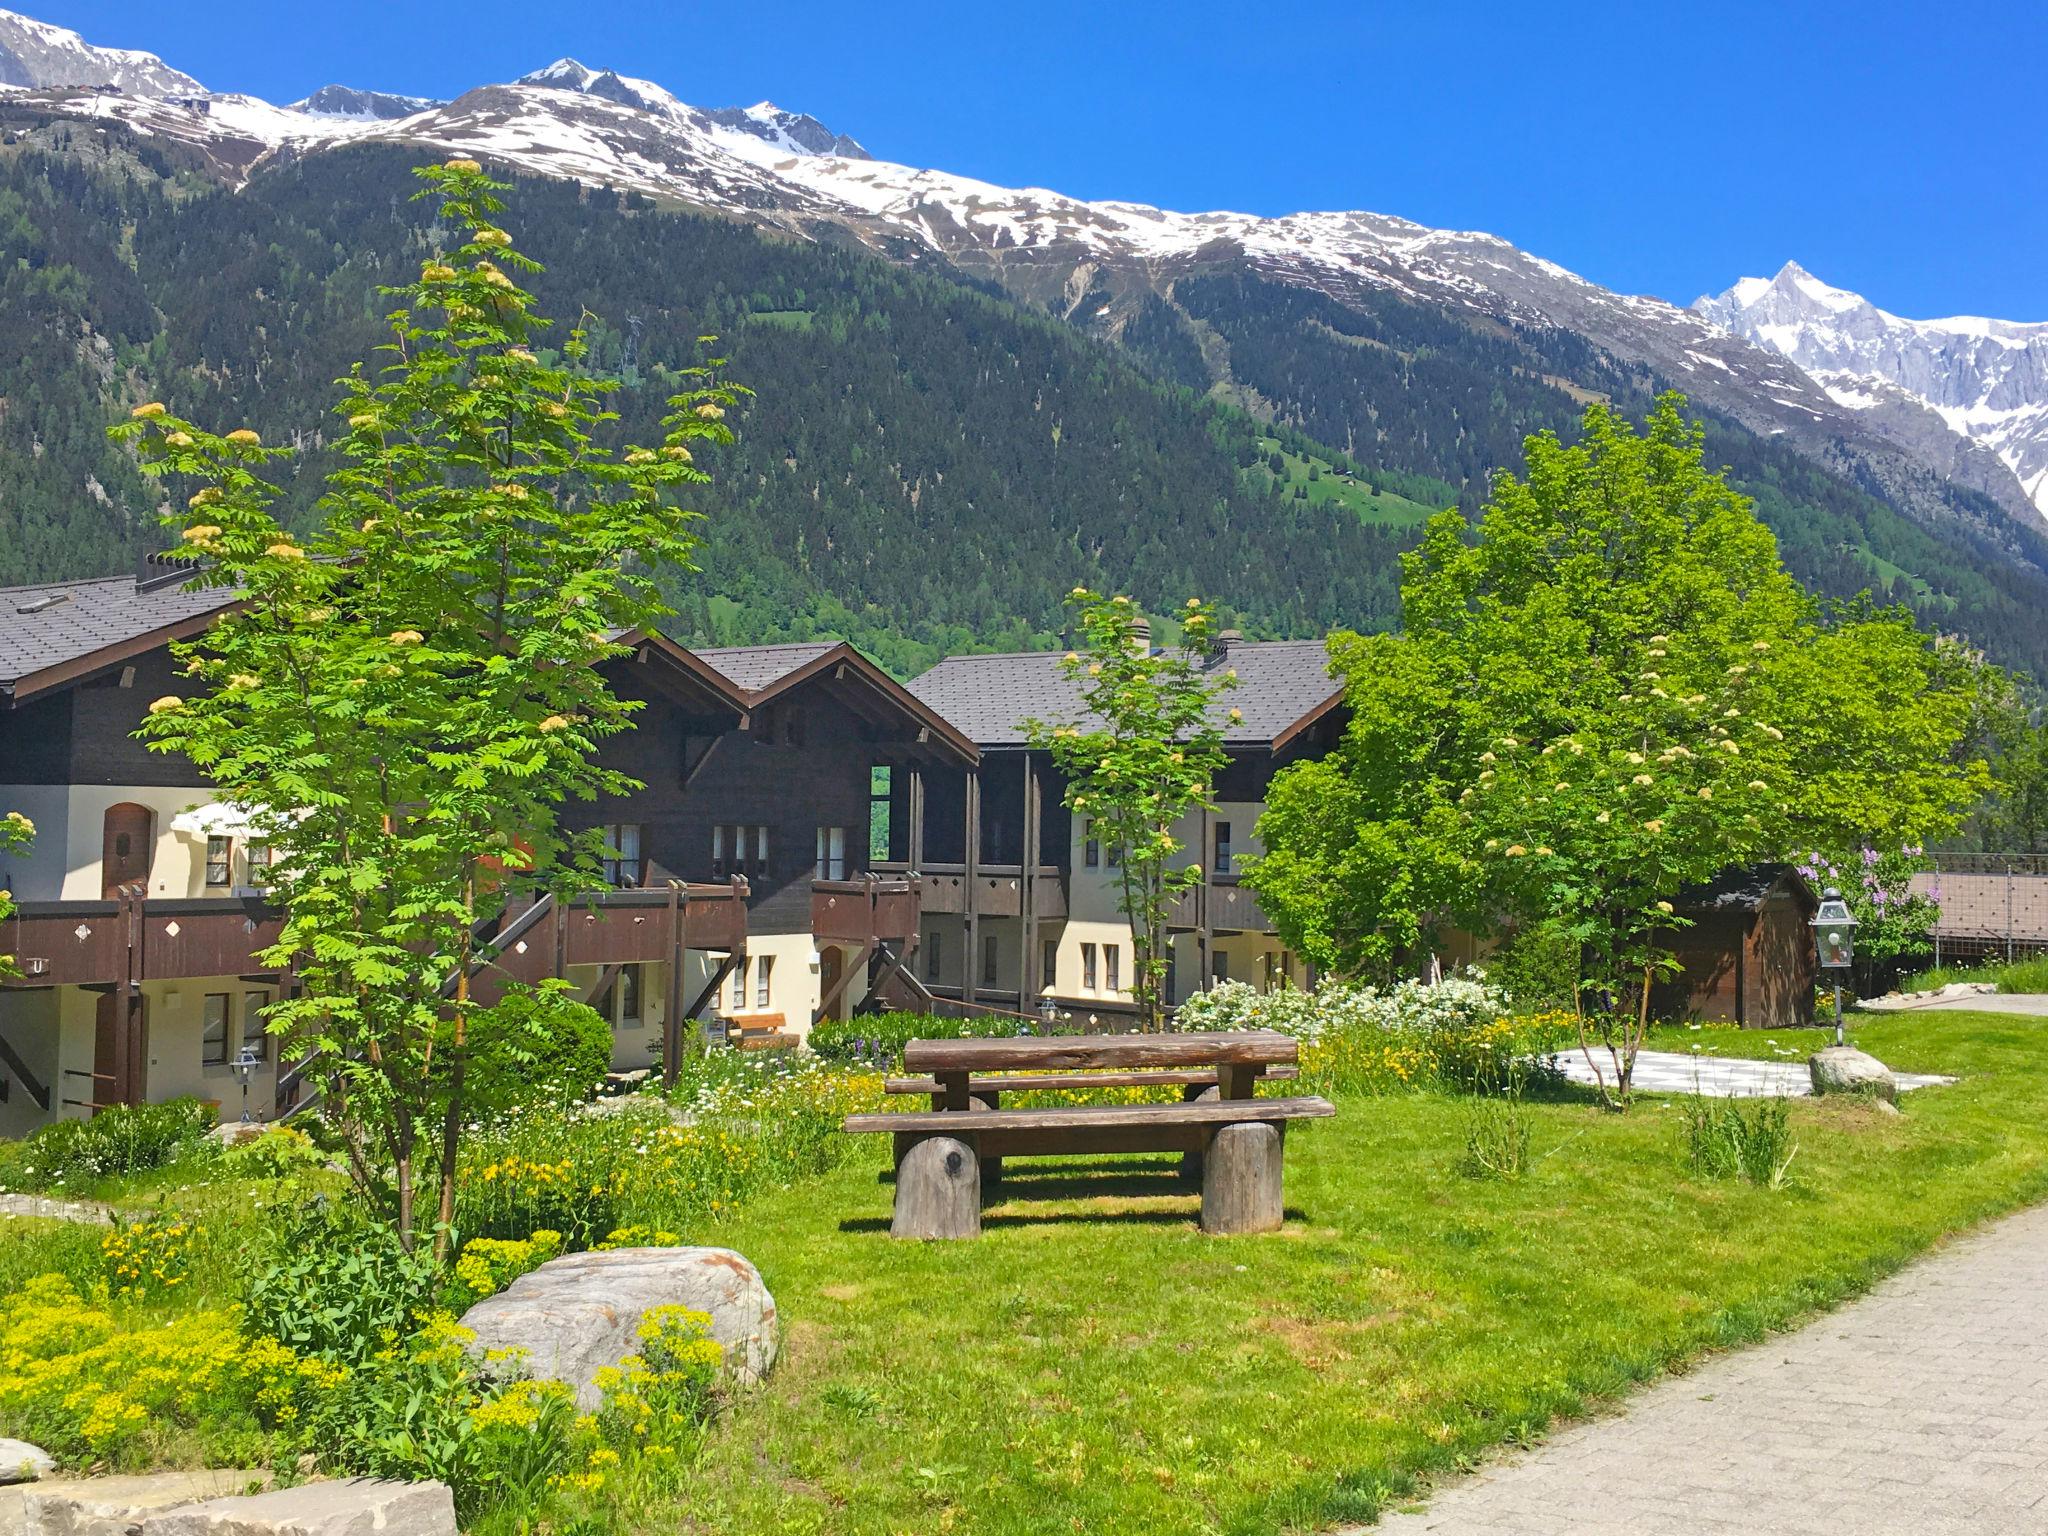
[1899,955,2048,994]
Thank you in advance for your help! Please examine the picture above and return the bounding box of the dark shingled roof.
[907,639,1341,748]
[1672,862,1817,913]
[692,642,841,695]
[0,571,236,698]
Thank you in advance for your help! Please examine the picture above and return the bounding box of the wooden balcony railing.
[812,876,921,946]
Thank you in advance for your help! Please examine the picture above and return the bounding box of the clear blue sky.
[35,0,2048,320]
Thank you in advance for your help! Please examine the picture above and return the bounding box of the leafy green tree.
[1029,590,1236,1030]
[0,809,31,980]
[112,160,743,1250]
[1249,396,1994,1104]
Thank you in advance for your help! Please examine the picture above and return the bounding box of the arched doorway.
[101,803,154,898]
[818,946,845,1023]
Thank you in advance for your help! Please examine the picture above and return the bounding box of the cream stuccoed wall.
[721,929,825,1040]
[143,976,283,1122]
[0,783,247,901]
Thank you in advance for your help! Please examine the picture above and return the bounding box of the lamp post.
[233,1043,262,1123]
[1810,887,1859,1047]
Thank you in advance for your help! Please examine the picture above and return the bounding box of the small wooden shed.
[1654,863,1818,1029]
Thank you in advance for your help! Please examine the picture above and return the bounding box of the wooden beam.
[0,1029,50,1111]
[683,951,742,1033]
[963,768,980,1008]
[663,885,688,1089]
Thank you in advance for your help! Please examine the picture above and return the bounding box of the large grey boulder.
[459,1246,777,1409]
[0,1443,50,1486]
[0,1470,271,1536]
[1809,1045,1898,1103]
[140,1479,453,1536]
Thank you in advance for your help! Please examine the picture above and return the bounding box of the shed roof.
[1672,862,1818,914]
[906,639,1341,749]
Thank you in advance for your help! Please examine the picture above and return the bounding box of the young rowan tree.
[1029,590,1236,1031]
[112,160,745,1250]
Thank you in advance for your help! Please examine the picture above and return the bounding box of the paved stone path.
[0,1192,110,1224]
[1362,1200,2048,1535]
[1552,1048,1954,1099]
[1886,992,2048,1017]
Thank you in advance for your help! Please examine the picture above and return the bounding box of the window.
[246,841,272,887]
[1263,951,1282,992]
[1081,943,1097,991]
[201,993,231,1065]
[982,934,999,988]
[241,991,270,1059]
[1042,938,1058,991]
[1212,951,1230,983]
[205,836,232,887]
[756,954,775,1008]
[730,957,749,1012]
[1105,945,1120,993]
[601,823,643,887]
[1214,820,1233,876]
[870,765,893,861]
[815,826,848,881]
[618,964,643,1028]
[1084,822,1099,868]
[925,930,942,983]
[714,825,768,880]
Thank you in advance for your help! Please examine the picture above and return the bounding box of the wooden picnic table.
[843,1029,1333,1239]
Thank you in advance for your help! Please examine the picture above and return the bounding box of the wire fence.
[1919,852,2048,968]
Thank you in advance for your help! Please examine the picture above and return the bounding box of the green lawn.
[660,1009,2048,1533]
[1245,438,1445,530]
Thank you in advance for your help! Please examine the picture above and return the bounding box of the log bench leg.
[1200,1121,1285,1235]
[893,1133,981,1239]
[1179,1083,1218,1186]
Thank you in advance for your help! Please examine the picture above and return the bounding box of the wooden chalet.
[0,564,970,1131]
[893,631,1347,1021]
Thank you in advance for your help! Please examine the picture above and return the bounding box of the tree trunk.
[1201,1121,1284,1234]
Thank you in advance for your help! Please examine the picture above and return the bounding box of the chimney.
[1129,615,1152,655]
[1208,627,1242,662]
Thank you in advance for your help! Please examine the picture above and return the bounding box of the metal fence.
[1918,853,2048,967]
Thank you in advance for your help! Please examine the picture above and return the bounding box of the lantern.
[1811,887,1857,970]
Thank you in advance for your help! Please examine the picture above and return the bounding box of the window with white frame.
[617,964,644,1028]
[1042,938,1058,991]
[814,826,848,880]
[756,954,775,1009]
[1081,942,1097,991]
[730,956,749,1011]
[1084,821,1099,868]
[205,836,232,887]
[601,823,643,887]
[753,825,770,878]
[1214,820,1234,876]
[1105,944,1120,993]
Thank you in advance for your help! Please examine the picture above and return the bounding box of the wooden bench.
[723,1012,796,1051]
[842,1030,1333,1238]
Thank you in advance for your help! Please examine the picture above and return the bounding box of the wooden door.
[101,802,154,898]
[819,946,844,1021]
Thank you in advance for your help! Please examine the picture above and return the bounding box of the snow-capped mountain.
[1699,262,2048,519]
[290,84,444,121]
[0,6,201,96]
[4,4,2042,553]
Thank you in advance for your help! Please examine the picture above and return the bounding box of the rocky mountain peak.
[0,6,203,97]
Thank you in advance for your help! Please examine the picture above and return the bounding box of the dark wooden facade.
[1653,864,1819,1029]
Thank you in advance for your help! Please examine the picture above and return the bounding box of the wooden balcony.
[873,863,1066,920]
[1166,874,1275,935]
[2,879,750,994]
[812,877,921,946]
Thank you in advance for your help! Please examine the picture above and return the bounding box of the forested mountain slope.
[2,128,2046,679]
[0,137,1407,673]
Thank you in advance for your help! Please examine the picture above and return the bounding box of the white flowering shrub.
[1174,973,1508,1043]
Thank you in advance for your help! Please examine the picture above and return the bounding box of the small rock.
[138,1478,454,1536]
[460,1246,778,1409]
[0,1441,50,1485]
[207,1123,266,1148]
[1809,1045,1898,1103]
[1,1469,271,1536]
